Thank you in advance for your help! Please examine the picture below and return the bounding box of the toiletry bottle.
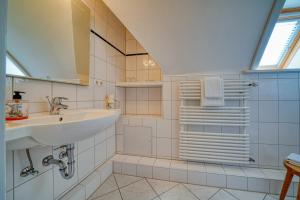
[6,91,29,120]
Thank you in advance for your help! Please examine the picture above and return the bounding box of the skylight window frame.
[278,12,300,68]
[254,12,300,70]
[250,0,287,70]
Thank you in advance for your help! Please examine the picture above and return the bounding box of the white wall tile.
[81,171,101,198]
[259,101,278,122]
[259,144,278,167]
[126,101,137,114]
[53,83,77,101]
[259,79,278,100]
[163,101,172,119]
[279,123,299,146]
[279,101,299,123]
[248,100,259,122]
[137,101,149,114]
[106,135,116,158]
[149,88,161,101]
[247,122,259,143]
[124,126,152,156]
[157,119,171,138]
[95,37,106,61]
[95,141,107,167]
[153,166,170,181]
[126,39,137,54]
[137,88,149,100]
[14,170,53,200]
[54,162,78,198]
[162,82,172,101]
[78,136,94,154]
[94,57,107,80]
[226,175,247,190]
[14,78,52,102]
[247,177,270,193]
[278,79,299,100]
[95,130,106,145]
[77,85,94,101]
[148,101,161,115]
[78,148,95,180]
[259,123,278,144]
[14,146,52,187]
[126,88,137,100]
[206,173,226,187]
[157,138,172,158]
[60,185,85,200]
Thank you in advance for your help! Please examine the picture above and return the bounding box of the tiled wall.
[124,30,163,115]
[117,72,300,170]
[5,0,126,199]
[125,88,162,115]
[125,30,162,82]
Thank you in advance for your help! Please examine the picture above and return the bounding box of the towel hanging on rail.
[201,77,224,106]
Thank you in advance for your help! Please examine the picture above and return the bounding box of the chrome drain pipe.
[42,144,75,179]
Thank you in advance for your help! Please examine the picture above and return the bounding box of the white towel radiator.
[179,79,256,164]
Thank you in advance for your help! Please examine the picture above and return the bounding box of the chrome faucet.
[46,96,68,115]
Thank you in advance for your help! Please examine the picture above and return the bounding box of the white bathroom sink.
[5,109,121,150]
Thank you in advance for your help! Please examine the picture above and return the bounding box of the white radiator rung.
[180,80,251,100]
[180,155,250,164]
[180,150,249,158]
[180,144,249,151]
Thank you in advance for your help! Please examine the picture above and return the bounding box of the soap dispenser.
[6,91,29,120]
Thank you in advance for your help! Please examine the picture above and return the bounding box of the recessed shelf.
[116,81,162,88]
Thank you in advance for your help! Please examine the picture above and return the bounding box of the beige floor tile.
[92,190,122,200]
[184,184,219,200]
[120,179,157,200]
[147,178,178,195]
[210,190,237,200]
[114,173,142,188]
[264,194,295,200]
[89,175,118,199]
[225,189,266,200]
[159,184,198,200]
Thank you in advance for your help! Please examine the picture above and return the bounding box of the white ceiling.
[104,0,275,74]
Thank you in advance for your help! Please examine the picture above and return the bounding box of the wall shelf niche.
[116,81,162,88]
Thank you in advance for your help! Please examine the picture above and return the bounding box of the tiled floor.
[88,174,295,200]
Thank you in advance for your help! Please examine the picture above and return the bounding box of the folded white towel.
[204,77,224,98]
[287,153,300,166]
[201,77,224,107]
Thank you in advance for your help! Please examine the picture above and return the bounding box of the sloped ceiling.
[103,0,275,74]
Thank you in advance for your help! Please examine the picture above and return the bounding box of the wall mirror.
[252,0,300,71]
[6,0,90,85]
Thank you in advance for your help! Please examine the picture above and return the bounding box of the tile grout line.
[222,189,240,200]
[182,184,201,200]
[145,178,160,198]
[207,188,222,200]
[113,174,124,200]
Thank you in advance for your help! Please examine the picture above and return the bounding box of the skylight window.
[259,20,299,67]
[253,0,300,71]
[6,55,26,76]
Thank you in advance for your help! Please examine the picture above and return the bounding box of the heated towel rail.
[179,79,256,164]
